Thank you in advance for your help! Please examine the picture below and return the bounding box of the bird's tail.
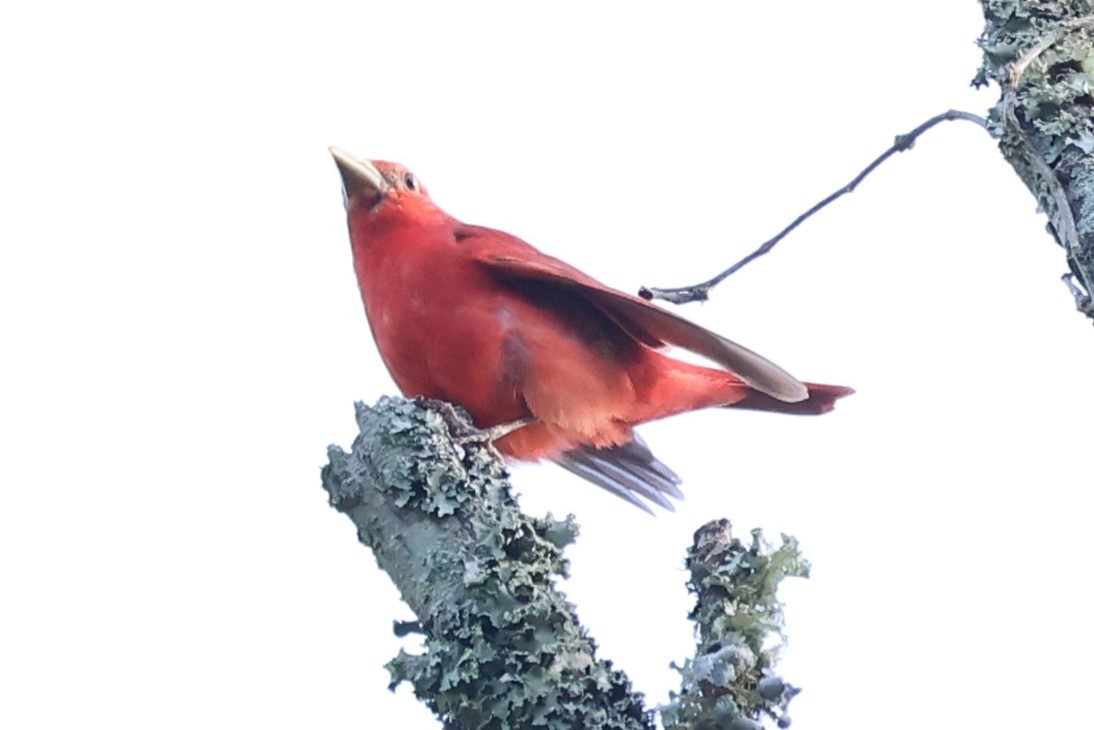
[724,382,855,415]
[554,434,683,514]
[650,358,853,418]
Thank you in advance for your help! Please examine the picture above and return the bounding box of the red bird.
[331,148,852,511]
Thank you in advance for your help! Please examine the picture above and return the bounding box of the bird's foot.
[419,398,535,447]
[455,417,537,445]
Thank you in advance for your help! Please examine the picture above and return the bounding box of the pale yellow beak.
[329,147,389,201]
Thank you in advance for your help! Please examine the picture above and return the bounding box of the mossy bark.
[321,399,807,729]
[660,521,806,730]
[322,398,652,729]
[977,0,1094,319]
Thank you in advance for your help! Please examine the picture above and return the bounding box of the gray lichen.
[661,520,808,730]
[976,0,1094,318]
[321,397,653,729]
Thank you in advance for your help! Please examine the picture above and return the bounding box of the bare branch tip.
[638,285,709,305]
[642,109,994,302]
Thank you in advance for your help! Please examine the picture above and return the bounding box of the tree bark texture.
[322,398,652,730]
[321,399,807,729]
[978,0,1094,319]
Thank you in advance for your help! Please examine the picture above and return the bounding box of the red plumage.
[331,150,852,510]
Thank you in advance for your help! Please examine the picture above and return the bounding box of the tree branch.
[321,398,811,729]
[661,520,808,730]
[639,110,988,306]
[977,1,1094,321]
[322,397,653,729]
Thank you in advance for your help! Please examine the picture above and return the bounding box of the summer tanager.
[331,148,852,511]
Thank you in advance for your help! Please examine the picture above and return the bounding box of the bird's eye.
[404,173,418,192]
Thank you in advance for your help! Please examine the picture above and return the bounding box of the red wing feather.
[473,245,808,403]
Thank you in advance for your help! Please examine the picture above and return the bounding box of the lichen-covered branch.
[661,520,808,730]
[322,399,810,728]
[321,397,653,729]
[977,0,1094,320]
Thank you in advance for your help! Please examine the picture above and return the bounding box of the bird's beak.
[329,147,389,207]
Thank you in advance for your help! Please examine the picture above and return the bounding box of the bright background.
[3,2,1092,728]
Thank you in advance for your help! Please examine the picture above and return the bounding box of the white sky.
[3,2,1093,728]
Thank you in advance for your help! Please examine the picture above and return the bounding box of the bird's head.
[329,148,446,237]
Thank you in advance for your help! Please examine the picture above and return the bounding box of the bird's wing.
[470,236,808,403]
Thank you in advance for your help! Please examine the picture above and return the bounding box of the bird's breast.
[356,241,531,423]
[352,228,654,448]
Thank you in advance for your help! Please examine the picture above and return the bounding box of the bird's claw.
[454,418,536,445]
[418,398,535,447]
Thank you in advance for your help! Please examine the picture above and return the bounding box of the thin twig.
[639,109,989,305]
